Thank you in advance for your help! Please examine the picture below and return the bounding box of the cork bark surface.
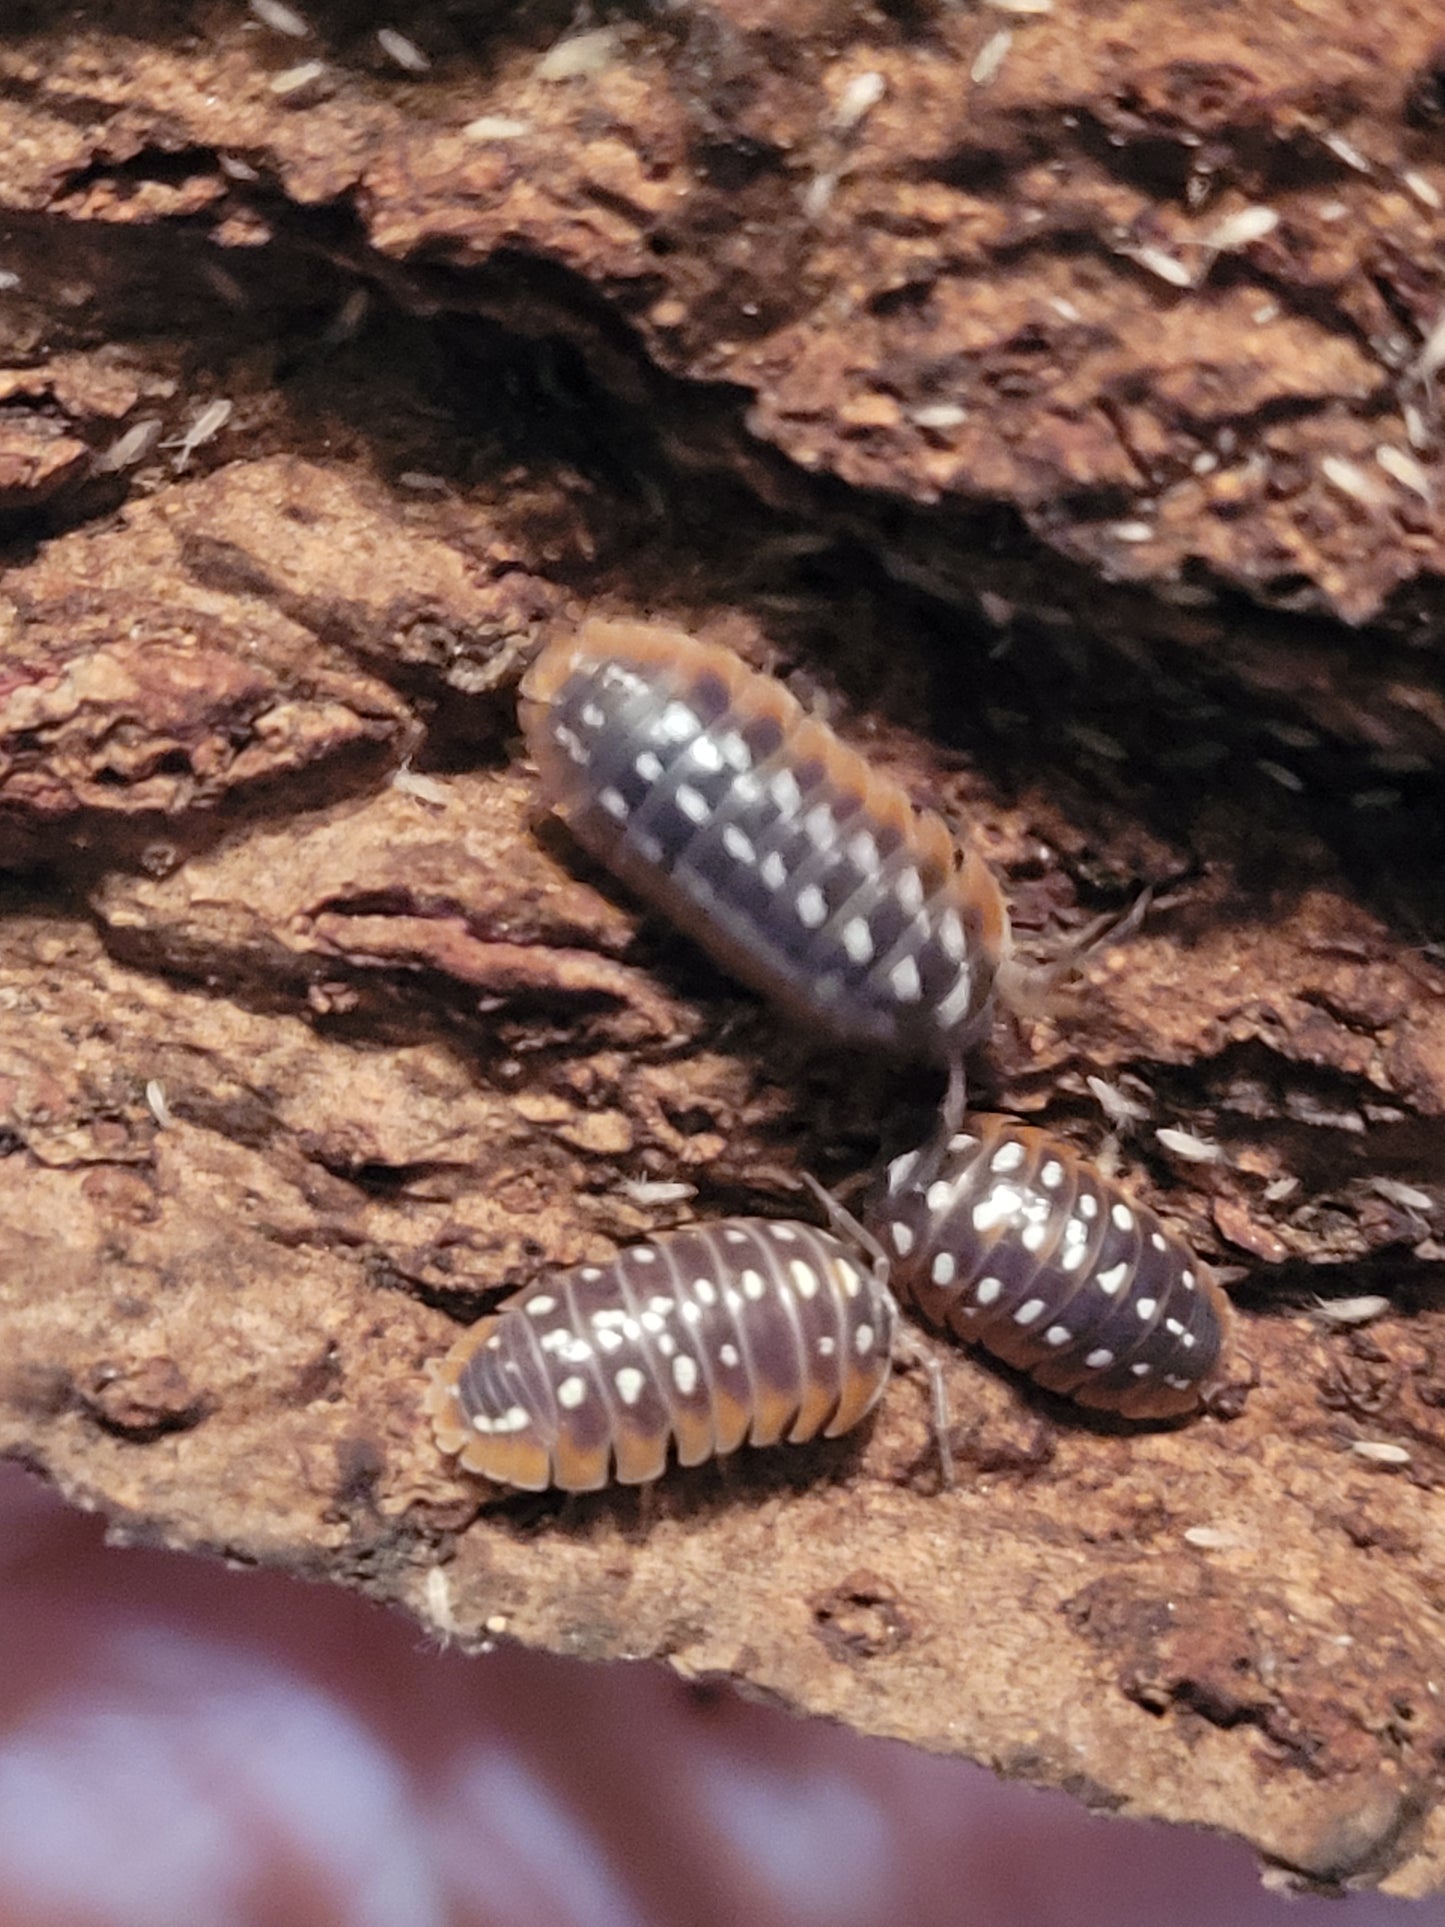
[3,0,1445,1898]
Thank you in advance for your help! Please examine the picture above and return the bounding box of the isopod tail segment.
[867,1115,1237,1422]
[425,1215,896,1493]
[519,619,1011,1068]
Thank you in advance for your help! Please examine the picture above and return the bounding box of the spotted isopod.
[869,1117,1233,1419]
[426,1218,895,1490]
[520,619,1010,1064]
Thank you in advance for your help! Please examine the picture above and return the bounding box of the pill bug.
[426,1217,895,1490]
[869,1117,1232,1418]
[520,618,1010,1065]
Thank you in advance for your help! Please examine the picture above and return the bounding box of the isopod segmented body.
[426,1218,895,1490]
[520,619,1010,1064]
[869,1118,1232,1418]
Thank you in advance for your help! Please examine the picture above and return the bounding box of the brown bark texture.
[2,0,1445,1898]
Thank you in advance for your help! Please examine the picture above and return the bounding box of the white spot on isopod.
[842,917,874,963]
[658,701,700,743]
[789,1260,819,1298]
[889,956,923,1002]
[848,829,881,873]
[934,968,976,1030]
[1060,1231,1090,1272]
[973,1184,1023,1232]
[770,768,802,813]
[803,804,837,849]
[797,884,827,929]
[614,1367,645,1406]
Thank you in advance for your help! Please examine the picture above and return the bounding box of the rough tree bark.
[2,0,1444,1898]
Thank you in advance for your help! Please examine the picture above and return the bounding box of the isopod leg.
[892,1317,954,1490]
[799,1171,891,1280]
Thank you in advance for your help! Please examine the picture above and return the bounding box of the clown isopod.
[426,1217,895,1490]
[520,619,1011,1065]
[870,1117,1233,1418]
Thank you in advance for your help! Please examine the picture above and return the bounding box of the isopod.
[520,619,1010,1065]
[869,1117,1233,1418]
[426,1217,895,1490]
